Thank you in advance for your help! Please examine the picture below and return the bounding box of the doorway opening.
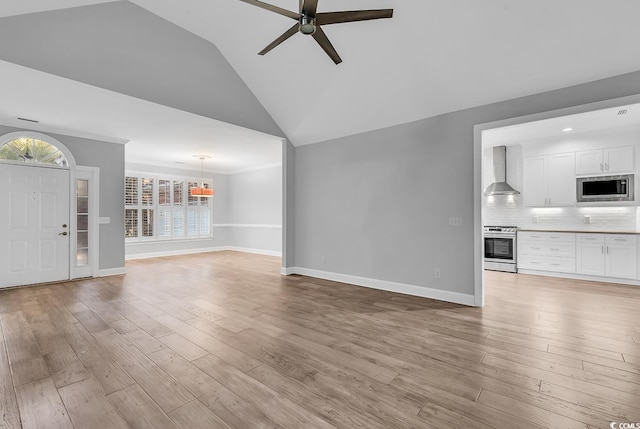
[475,95,640,306]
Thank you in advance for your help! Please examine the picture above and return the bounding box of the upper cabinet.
[575,146,634,175]
[523,153,576,207]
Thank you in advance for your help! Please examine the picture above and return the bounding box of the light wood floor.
[1,251,640,428]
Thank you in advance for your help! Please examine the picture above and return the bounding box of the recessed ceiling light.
[562,127,573,132]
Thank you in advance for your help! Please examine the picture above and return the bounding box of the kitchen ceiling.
[2,0,640,150]
[482,102,640,148]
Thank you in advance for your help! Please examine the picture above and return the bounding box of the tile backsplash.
[484,195,638,231]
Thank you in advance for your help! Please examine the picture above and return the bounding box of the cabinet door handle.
[614,238,625,242]
[601,245,604,254]
[548,198,551,206]
[550,248,560,251]
[600,162,604,171]
[606,246,609,254]
[550,263,560,266]
[605,162,609,171]
[531,247,540,250]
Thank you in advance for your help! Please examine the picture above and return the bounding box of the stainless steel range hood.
[484,145,520,196]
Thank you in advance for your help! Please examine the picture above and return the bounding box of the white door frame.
[0,131,100,284]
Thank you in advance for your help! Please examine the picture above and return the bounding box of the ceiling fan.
[239,0,393,64]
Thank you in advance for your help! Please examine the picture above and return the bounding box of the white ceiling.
[128,0,640,146]
[0,0,116,18]
[2,0,640,157]
[0,60,283,173]
[482,102,640,147]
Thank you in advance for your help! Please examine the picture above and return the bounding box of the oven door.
[484,234,516,263]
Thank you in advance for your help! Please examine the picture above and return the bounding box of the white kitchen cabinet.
[576,234,636,279]
[575,146,634,175]
[518,232,576,274]
[523,153,575,207]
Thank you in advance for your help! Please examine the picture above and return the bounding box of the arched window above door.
[0,136,69,167]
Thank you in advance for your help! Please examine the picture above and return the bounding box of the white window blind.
[125,172,213,241]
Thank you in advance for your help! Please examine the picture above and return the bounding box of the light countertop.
[519,229,639,235]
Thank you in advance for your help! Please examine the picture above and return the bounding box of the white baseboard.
[126,246,281,261]
[97,267,127,277]
[126,246,227,260]
[225,246,282,257]
[280,267,296,275]
[282,267,475,306]
[518,269,640,287]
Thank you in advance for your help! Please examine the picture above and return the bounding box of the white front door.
[0,164,70,288]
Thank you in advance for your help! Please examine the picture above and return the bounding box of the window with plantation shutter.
[125,172,212,241]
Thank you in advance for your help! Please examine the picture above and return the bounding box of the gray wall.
[227,166,282,253]
[292,70,640,297]
[0,1,285,138]
[0,124,125,270]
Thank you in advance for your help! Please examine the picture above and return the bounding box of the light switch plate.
[98,217,111,224]
[448,217,462,227]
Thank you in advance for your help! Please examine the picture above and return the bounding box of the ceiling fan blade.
[238,0,299,19]
[258,23,299,55]
[316,9,393,25]
[301,0,319,18]
[312,26,342,64]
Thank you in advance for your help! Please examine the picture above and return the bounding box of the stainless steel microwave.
[577,174,634,202]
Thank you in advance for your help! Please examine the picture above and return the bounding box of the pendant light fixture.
[190,155,214,197]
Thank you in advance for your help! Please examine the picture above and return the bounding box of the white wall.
[226,166,282,255]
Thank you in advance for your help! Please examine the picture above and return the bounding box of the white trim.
[225,246,281,257]
[229,163,283,175]
[280,267,295,275]
[126,246,227,260]
[282,267,475,306]
[212,223,282,229]
[517,269,640,287]
[97,267,126,277]
[0,121,129,145]
[126,245,281,260]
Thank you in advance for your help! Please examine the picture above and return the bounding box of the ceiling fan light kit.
[239,0,393,64]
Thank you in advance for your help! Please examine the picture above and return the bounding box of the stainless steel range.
[484,226,518,273]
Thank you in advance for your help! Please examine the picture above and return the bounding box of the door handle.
[59,232,68,236]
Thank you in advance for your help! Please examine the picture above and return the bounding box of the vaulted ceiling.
[2,0,640,150]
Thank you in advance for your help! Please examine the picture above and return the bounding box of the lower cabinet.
[576,234,637,279]
[518,232,576,273]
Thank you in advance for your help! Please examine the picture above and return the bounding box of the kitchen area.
[482,103,640,286]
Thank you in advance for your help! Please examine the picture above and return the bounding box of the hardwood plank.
[193,353,336,429]
[1,312,50,386]
[93,329,195,412]
[58,378,128,429]
[15,377,74,429]
[122,328,166,355]
[168,400,232,429]
[0,340,21,429]
[158,333,209,361]
[107,384,178,429]
[148,348,277,428]
[477,388,589,428]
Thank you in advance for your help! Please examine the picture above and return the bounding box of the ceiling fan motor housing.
[299,15,315,34]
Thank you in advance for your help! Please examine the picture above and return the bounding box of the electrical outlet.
[448,217,462,227]
[584,215,591,224]
[434,268,441,279]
